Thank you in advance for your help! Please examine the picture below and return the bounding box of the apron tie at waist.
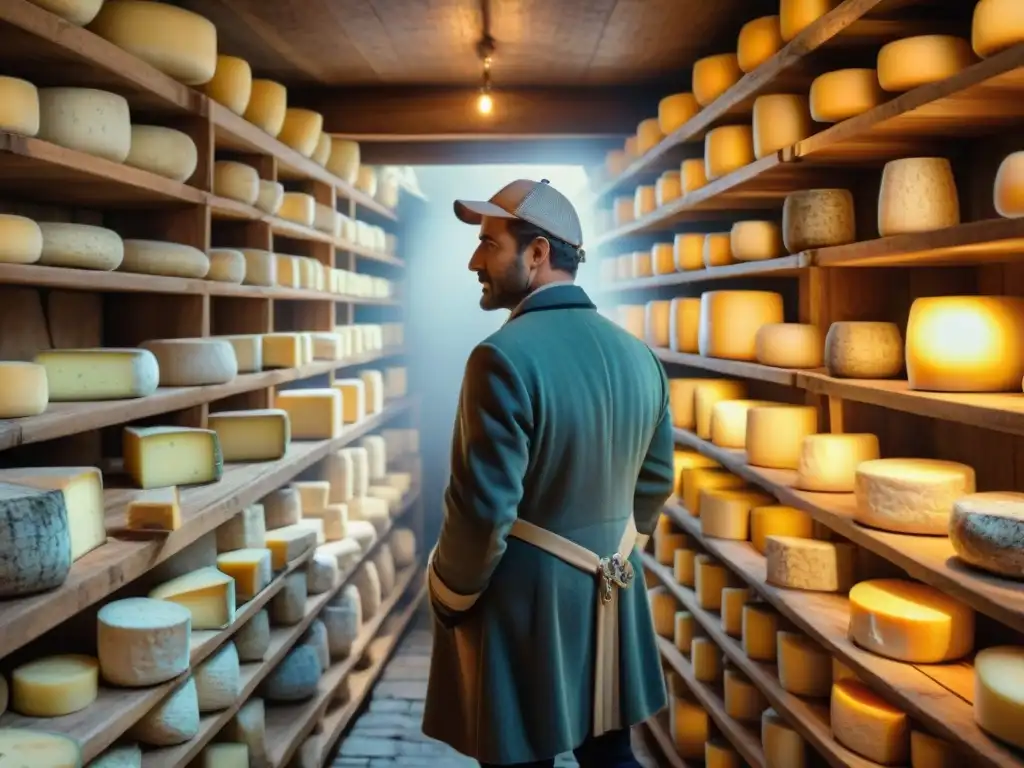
[508,517,638,737]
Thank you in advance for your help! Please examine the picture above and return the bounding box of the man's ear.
[527,236,551,269]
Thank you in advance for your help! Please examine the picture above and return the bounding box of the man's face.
[468,217,531,311]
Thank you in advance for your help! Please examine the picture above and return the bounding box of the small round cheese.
[710,399,775,448]
[724,668,766,721]
[698,290,784,361]
[634,185,657,218]
[855,458,976,535]
[782,188,856,253]
[877,35,976,92]
[780,0,833,42]
[0,76,40,137]
[636,117,663,155]
[0,214,43,265]
[0,361,48,418]
[694,380,747,439]
[809,69,885,123]
[126,125,198,182]
[632,251,653,278]
[674,233,704,270]
[751,505,814,555]
[766,536,856,592]
[754,323,822,369]
[700,488,774,540]
[97,597,191,687]
[669,299,701,354]
[120,239,210,278]
[693,53,742,106]
[973,0,1024,58]
[658,93,700,135]
[796,433,880,493]
[214,161,260,205]
[278,108,324,158]
[974,645,1024,750]
[11,654,99,716]
[328,140,360,184]
[824,321,903,378]
[205,55,253,115]
[995,151,1024,218]
[753,94,812,159]
[777,632,831,697]
[680,158,708,194]
[878,157,960,237]
[950,492,1024,578]
[612,196,634,227]
[738,15,783,72]
[746,405,819,470]
[645,300,671,348]
[763,708,808,768]
[207,249,246,283]
[37,87,131,162]
[705,124,754,180]
[702,233,734,268]
[0,728,82,767]
[731,221,783,262]
[831,679,909,764]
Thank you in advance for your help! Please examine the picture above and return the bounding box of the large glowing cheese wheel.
[636,118,664,155]
[906,295,1024,392]
[692,54,742,107]
[731,221,784,262]
[994,151,1024,218]
[205,56,252,115]
[780,0,834,42]
[89,1,218,86]
[675,234,704,271]
[705,125,754,181]
[974,646,1024,750]
[681,159,708,195]
[809,69,884,123]
[877,36,976,92]
[738,16,783,73]
[878,157,960,237]
[782,189,855,254]
[670,298,701,353]
[698,290,784,361]
[973,0,1024,58]
[658,93,700,136]
[606,149,628,178]
[244,80,288,137]
[753,95,811,159]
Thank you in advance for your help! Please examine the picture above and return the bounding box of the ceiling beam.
[357,137,621,166]
[293,85,667,138]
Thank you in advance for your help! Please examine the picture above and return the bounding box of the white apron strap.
[507,517,638,737]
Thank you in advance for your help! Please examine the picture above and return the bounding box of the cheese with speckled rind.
[38,87,131,162]
[194,641,240,712]
[120,240,210,279]
[950,492,1024,578]
[324,585,361,658]
[235,609,270,662]
[97,597,191,687]
[38,221,122,270]
[879,158,960,237]
[825,321,903,379]
[877,36,976,92]
[0,482,71,598]
[89,743,143,767]
[127,676,200,746]
[261,645,320,702]
[126,125,198,182]
[783,189,855,253]
[855,458,975,535]
[35,348,159,401]
[766,536,856,592]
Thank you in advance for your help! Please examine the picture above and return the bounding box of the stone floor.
[332,608,662,767]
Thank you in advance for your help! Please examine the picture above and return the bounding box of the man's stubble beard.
[479,251,530,312]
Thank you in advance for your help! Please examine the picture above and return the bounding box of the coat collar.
[507,282,595,322]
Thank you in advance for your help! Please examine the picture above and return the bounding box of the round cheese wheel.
[692,53,742,107]
[126,125,198,182]
[950,492,1024,578]
[824,321,903,379]
[755,323,822,368]
[703,233,734,268]
[973,0,1024,58]
[244,80,288,137]
[37,87,131,163]
[0,362,49,418]
[753,94,812,159]
[605,149,628,178]
[782,188,856,253]
[97,597,191,686]
[738,16,783,72]
[878,157,960,236]
[675,233,704,270]
[809,69,885,123]
[0,215,43,265]
[0,76,40,137]
[731,221,784,262]
[994,151,1024,218]
[975,646,1024,750]
[877,35,976,92]
[328,140,361,184]
[699,291,784,361]
[120,239,210,278]
[205,55,253,115]
[658,92,700,135]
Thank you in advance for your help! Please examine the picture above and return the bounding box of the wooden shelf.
[264,566,423,767]
[643,711,691,768]
[0,547,313,762]
[0,347,406,451]
[643,553,887,768]
[655,636,766,768]
[598,256,808,292]
[653,348,799,386]
[672,425,1024,641]
[140,497,420,768]
[0,398,415,660]
[590,0,943,202]
[655,506,1020,768]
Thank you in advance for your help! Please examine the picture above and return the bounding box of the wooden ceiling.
[172,0,765,87]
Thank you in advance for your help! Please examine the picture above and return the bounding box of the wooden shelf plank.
[655,636,766,768]
[265,567,423,767]
[672,426,1024,636]
[0,348,406,451]
[598,255,808,292]
[657,504,1020,768]
[0,547,313,763]
[643,712,691,768]
[140,498,420,768]
[654,348,799,386]
[642,553,885,768]
[0,399,416,660]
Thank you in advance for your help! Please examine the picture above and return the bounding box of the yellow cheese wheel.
[659,93,700,135]
[777,631,832,697]
[278,109,324,158]
[656,171,682,206]
[831,679,909,764]
[680,158,708,194]
[796,433,881,493]
[649,586,677,638]
[645,300,671,348]
[809,69,885,123]
[751,505,814,555]
[710,399,775,449]
[878,157,960,236]
[994,151,1024,218]
[674,233,705,271]
[702,233,735,268]
[746,405,819,470]
[705,125,754,180]
[911,731,959,768]
[738,16,783,72]
[328,140,361,185]
[753,94,812,159]
[613,197,634,227]
[731,221,784,262]
[0,76,40,137]
[720,586,749,636]
[634,186,657,219]
[763,708,808,768]
[692,636,722,682]
[755,323,823,368]
[780,0,835,42]
[692,54,742,107]
[652,243,676,275]
[28,0,104,25]
[724,668,767,721]
[973,0,1024,58]
[205,56,252,115]
[674,548,697,586]
[877,36,976,92]
[974,645,1024,750]
[632,251,653,278]
[244,80,288,138]
[670,298,701,353]
[636,117,664,155]
[694,380,747,439]
[698,290,785,361]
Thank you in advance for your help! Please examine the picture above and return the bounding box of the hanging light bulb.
[476,37,495,117]
[477,90,493,115]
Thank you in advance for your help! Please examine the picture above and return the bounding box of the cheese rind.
[731,221,783,263]
[854,458,975,535]
[750,505,813,554]
[911,731,957,768]
[208,409,290,462]
[973,0,1024,58]
[777,631,831,697]
[141,338,237,386]
[809,69,885,123]
[11,653,99,716]
[279,192,316,227]
[263,488,301,529]
[796,433,880,493]
[97,596,191,687]
[261,645,321,702]
[877,36,976,92]
[669,694,708,759]
[128,677,200,746]
[659,93,700,135]
[878,157,960,237]
[753,94,811,159]
[848,579,975,663]
[28,0,105,24]
[950,492,1024,578]
[214,161,260,205]
[763,708,807,768]
[780,0,833,41]
[783,188,855,253]
[38,221,123,270]
[700,489,773,540]
[126,125,198,182]
[831,679,909,764]
[207,249,246,284]
[35,347,159,401]
[710,399,774,448]
[699,291,784,361]
[746,405,818,470]
[278,109,324,158]
[124,426,224,489]
[975,645,1024,750]
[120,240,210,279]
[37,87,131,162]
[0,482,72,597]
[691,636,722,682]
[695,554,729,611]
[205,55,252,115]
[724,668,766,722]
[702,233,734,268]
[742,603,779,661]
[149,566,236,630]
[766,536,856,592]
[825,321,904,378]
[720,587,749,637]
[194,641,241,712]
[754,323,822,369]
[0,214,42,265]
[0,362,48,418]
[264,524,317,569]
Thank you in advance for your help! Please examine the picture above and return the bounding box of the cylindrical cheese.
[906,295,1024,393]
[721,586,750,637]
[313,132,332,166]
[632,251,653,278]
[656,171,682,206]
[279,193,316,227]
[724,668,766,721]
[0,362,49,418]
[824,321,903,379]
[652,242,676,275]
[668,381,701,430]
[634,185,657,218]
[674,233,704,270]
[753,94,811,159]
[705,125,754,181]
[674,611,694,652]
[751,505,814,555]
[702,233,734,268]
[746,405,818,470]
[848,579,975,663]
[700,489,773,540]
[37,87,131,163]
[698,290,784,361]
[126,125,198,182]
[328,140,360,184]
[636,117,664,155]
[782,188,856,253]
[674,548,697,586]
[777,632,831,697]
[205,55,253,115]
[973,0,1024,58]
[0,215,43,265]
[659,93,700,135]
[877,36,976,92]
[244,80,288,137]
[278,108,324,158]
[755,323,822,368]
[680,158,708,194]
[670,694,709,759]
[974,646,1024,750]
[0,76,40,137]
[649,586,676,638]
[738,16,783,72]
[796,433,880,493]
[831,679,910,764]
[950,492,1024,578]
[691,637,722,682]
[207,249,246,284]
[121,239,209,279]
[613,196,634,227]
[356,166,378,197]
[11,654,99,716]
[669,298,701,353]
[809,69,885,123]
[694,380,747,439]
[878,157,960,236]
[644,300,671,348]
[742,603,779,661]
[28,0,105,25]
[618,305,645,339]
[97,598,190,687]
[214,161,260,205]
[731,221,784,262]
[855,458,976,535]
[766,536,856,592]
[780,0,834,42]
[763,708,808,768]
[141,338,238,386]
[693,54,742,106]
[995,151,1024,218]
[710,399,775,448]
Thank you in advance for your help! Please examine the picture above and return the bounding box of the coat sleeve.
[428,342,532,626]
[633,359,675,549]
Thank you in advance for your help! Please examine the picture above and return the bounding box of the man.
[423,179,674,768]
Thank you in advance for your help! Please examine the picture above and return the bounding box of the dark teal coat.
[423,283,674,765]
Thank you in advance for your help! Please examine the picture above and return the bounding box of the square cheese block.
[294,517,326,545]
[0,467,106,561]
[262,488,301,529]
[34,348,160,401]
[216,335,263,373]
[208,409,291,462]
[216,504,267,552]
[360,370,384,414]
[349,496,390,533]
[322,450,354,503]
[216,547,273,601]
[149,566,236,629]
[311,333,344,361]
[262,333,304,369]
[264,524,317,569]
[127,486,182,532]
[332,378,366,424]
[123,426,224,490]
[302,502,347,541]
[275,389,342,440]
[292,481,330,513]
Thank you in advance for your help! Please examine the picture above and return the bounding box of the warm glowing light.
[477,91,493,115]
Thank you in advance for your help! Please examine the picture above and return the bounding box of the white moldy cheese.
[950,492,1024,578]
[782,188,856,254]
[824,321,903,379]
[855,458,975,535]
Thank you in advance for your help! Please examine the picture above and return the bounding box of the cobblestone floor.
[331,608,662,767]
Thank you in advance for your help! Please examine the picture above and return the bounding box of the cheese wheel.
[632,251,653,278]
[753,94,812,159]
[89,1,217,85]
[0,362,48,418]
[694,380,747,439]
[244,80,288,137]
[702,233,734,268]
[645,301,671,348]
[11,654,99,716]
[848,579,975,663]
[278,109,324,158]
[674,233,704,270]
[751,505,814,554]
[777,631,831,697]
[659,93,700,135]
[975,645,1024,750]
[693,53,742,106]
[824,321,903,378]
[742,603,779,661]
[214,161,260,205]
[668,382,700,430]
[38,221,123,270]
[141,338,238,386]
[906,295,1024,393]
[27,0,104,25]
[809,69,885,123]
[328,140,360,184]
[763,708,807,768]
[0,77,40,137]
[831,679,909,764]
[126,125,198,182]
[120,239,210,278]
[97,597,191,686]
[207,249,246,283]
[313,132,332,166]
[724,668,766,721]
[691,637,722,682]
[205,55,252,115]
[721,586,749,636]
[705,125,754,180]
[604,149,626,179]
[877,36,976,92]
[672,449,719,490]
[37,87,131,162]
[634,185,657,218]
[698,290,784,361]
[995,151,1024,218]
[766,536,856,592]
[700,488,773,540]
[780,0,834,42]
[710,399,774,448]
[0,215,42,265]
[950,492,1024,578]
[656,172,682,206]
[796,433,880,493]
[670,694,709,759]
[0,728,83,766]
[669,298,700,354]
[746,405,818,470]
[738,16,783,72]
[636,117,664,155]
[878,157,960,236]
[782,189,855,253]
[674,549,697,586]
[754,323,822,368]
[683,469,747,517]
[618,305,645,339]
[731,221,783,262]
[973,0,1024,58]
[680,158,708,194]
[855,458,975,535]
[240,249,276,286]
[651,242,676,275]
[279,193,316,227]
